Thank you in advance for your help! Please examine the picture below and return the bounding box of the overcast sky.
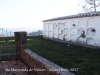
[0,0,78,31]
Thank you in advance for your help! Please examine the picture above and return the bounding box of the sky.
[0,0,79,32]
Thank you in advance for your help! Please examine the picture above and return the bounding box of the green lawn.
[0,38,100,75]
[27,37,100,75]
[0,40,15,54]
[0,39,29,54]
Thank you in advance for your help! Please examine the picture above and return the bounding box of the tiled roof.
[43,11,100,22]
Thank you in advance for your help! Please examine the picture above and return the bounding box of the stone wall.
[21,49,75,75]
[14,32,74,75]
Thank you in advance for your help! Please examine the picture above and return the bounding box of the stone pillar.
[14,32,27,60]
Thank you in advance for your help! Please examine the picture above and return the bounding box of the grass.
[27,37,100,75]
[0,39,29,54]
[0,40,16,54]
[0,38,100,75]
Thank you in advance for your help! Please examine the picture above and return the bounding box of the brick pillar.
[14,32,27,60]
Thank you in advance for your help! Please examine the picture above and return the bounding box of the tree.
[77,0,100,13]
[28,30,43,36]
[37,30,43,34]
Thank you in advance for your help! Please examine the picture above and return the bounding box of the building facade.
[43,12,100,46]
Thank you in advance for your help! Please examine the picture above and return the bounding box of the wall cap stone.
[24,49,75,75]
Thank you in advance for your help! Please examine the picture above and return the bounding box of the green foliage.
[27,38,100,75]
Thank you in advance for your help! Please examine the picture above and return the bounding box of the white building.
[43,12,100,47]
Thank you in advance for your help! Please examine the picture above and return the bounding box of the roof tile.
[43,11,100,22]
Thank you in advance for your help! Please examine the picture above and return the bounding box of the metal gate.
[0,37,16,61]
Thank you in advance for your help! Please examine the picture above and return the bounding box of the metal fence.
[0,28,16,61]
[0,28,14,37]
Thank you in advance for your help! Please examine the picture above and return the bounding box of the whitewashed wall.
[43,16,100,47]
